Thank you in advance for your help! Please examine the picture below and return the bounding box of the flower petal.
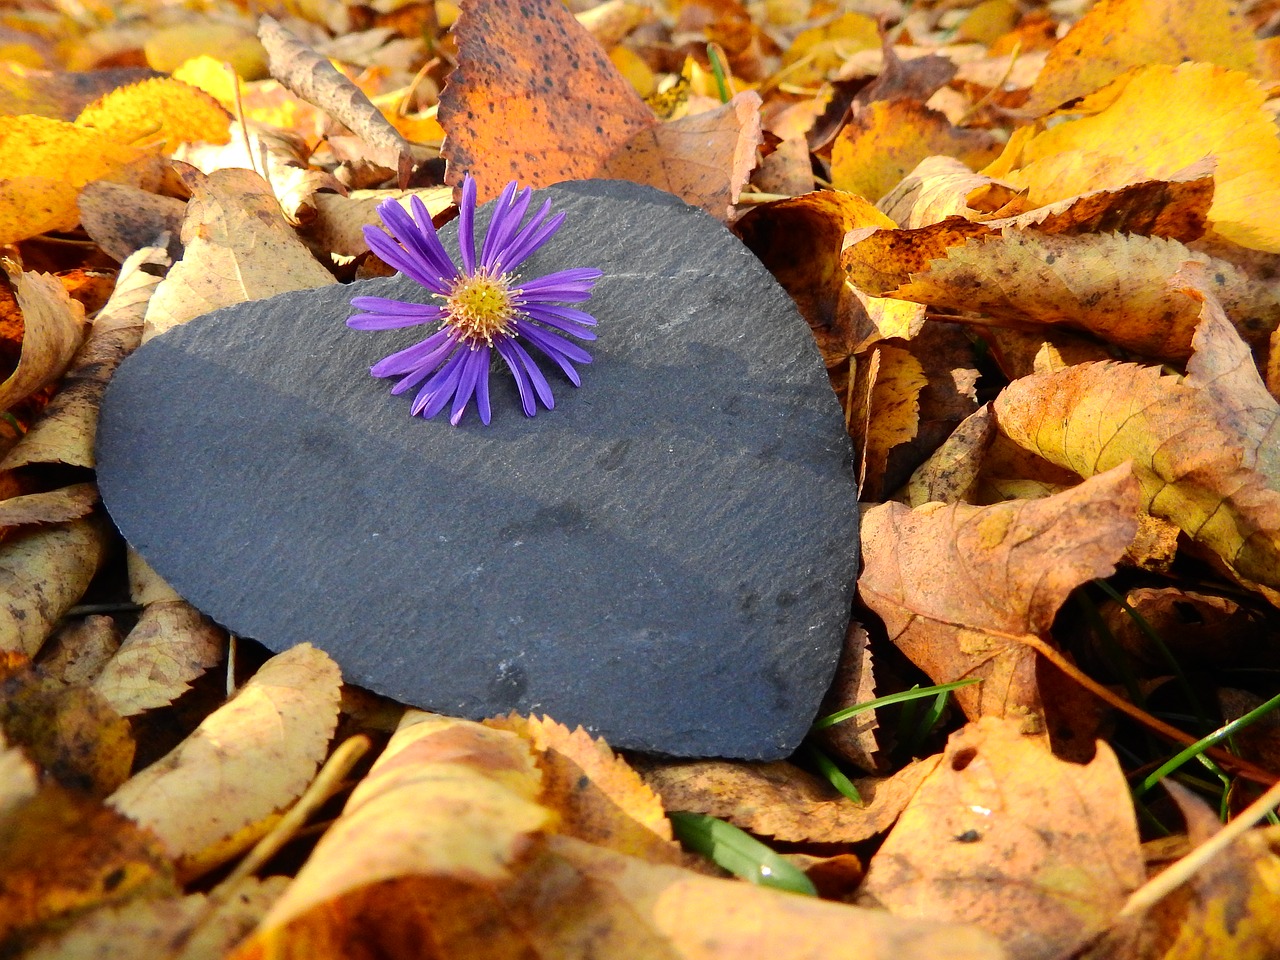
[521,304,598,340]
[378,200,458,285]
[348,299,444,330]
[412,348,469,418]
[499,205,564,273]
[449,347,487,424]
[505,337,555,409]
[474,349,492,424]
[515,267,603,303]
[481,182,532,271]
[365,227,451,294]
[457,175,478,274]
[371,328,455,378]
[518,323,586,386]
[495,338,537,416]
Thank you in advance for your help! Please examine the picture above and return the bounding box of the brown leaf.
[0,517,109,658]
[35,614,120,687]
[0,482,98,529]
[862,718,1144,960]
[1,243,168,472]
[257,15,413,187]
[907,404,996,507]
[879,155,1021,229]
[637,755,939,845]
[0,270,86,414]
[439,0,655,201]
[0,64,161,121]
[0,660,134,797]
[0,785,175,946]
[143,168,335,339]
[596,91,763,219]
[815,621,881,771]
[108,643,341,875]
[854,343,926,499]
[992,287,1280,591]
[308,186,453,258]
[859,466,1140,723]
[486,713,680,863]
[78,182,185,264]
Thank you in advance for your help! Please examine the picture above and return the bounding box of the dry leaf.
[854,343,926,499]
[22,876,287,960]
[1,244,168,472]
[862,718,1144,960]
[258,15,413,187]
[92,552,225,717]
[0,483,98,530]
[0,64,161,121]
[907,404,996,507]
[143,167,335,339]
[78,182,185,264]
[35,614,120,687]
[108,643,341,874]
[878,155,1021,229]
[0,785,175,945]
[815,621,881,771]
[993,286,1280,591]
[991,63,1280,252]
[308,186,453,258]
[1022,0,1257,115]
[486,713,680,862]
[859,466,1140,724]
[0,115,156,243]
[0,517,109,658]
[596,90,763,219]
[637,755,940,845]
[830,100,1001,203]
[75,77,231,155]
[0,270,86,415]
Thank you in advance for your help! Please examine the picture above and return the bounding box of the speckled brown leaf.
[862,718,1143,960]
[92,552,225,717]
[0,785,175,945]
[596,91,762,219]
[993,285,1280,591]
[846,227,1280,361]
[308,186,453,258]
[0,270,86,414]
[78,182,185,263]
[636,755,939,845]
[815,621,881,771]
[0,517,109,657]
[907,405,996,507]
[36,615,120,686]
[1,244,167,472]
[439,0,656,201]
[144,168,334,339]
[859,465,1140,723]
[487,713,680,863]
[258,16,412,187]
[0,482,98,529]
[854,343,926,500]
[108,643,341,874]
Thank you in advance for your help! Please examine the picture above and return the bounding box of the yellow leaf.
[76,77,231,155]
[782,12,880,86]
[992,63,1280,252]
[1023,0,1257,115]
[143,21,268,80]
[831,100,1001,203]
[107,643,341,874]
[0,270,84,415]
[0,116,154,243]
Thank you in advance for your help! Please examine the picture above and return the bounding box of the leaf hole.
[950,747,978,771]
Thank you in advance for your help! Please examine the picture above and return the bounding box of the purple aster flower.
[348,175,601,425]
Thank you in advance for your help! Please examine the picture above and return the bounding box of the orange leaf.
[75,77,231,155]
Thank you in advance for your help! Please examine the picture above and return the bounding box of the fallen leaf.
[1097,586,1257,671]
[0,785,175,945]
[1,244,167,472]
[815,621,881,771]
[878,154,1021,229]
[257,16,412,187]
[487,713,680,862]
[438,0,656,197]
[21,876,287,960]
[143,167,335,339]
[0,483,98,529]
[0,115,157,243]
[0,659,134,797]
[308,186,453,258]
[107,643,341,875]
[992,285,1280,591]
[854,343,926,498]
[907,404,995,507]
[78,182,185,263]
[92,552,225,717]
[143,20,268,79]
[861,717,1144,960]
[844,227,1280,361]
[830,100,1001,203]
[0,517,109,657]
[1022,0,1257,116]
[636,755,939,845]
[35,614,120,686]
[0,270,86,415]
[991,63,1280,252]
[0,63,162,121]
[859,466,1140,723]
[75,77,231,155]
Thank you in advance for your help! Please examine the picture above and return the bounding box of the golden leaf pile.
[0,0,1279,957]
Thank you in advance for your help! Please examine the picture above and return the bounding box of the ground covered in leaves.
[1,0,1280,956]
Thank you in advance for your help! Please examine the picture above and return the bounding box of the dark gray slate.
[96,180,858,758]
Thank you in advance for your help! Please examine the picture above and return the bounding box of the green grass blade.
[812,677,981,731]
[798,743,863,804]
[668,812,817,896]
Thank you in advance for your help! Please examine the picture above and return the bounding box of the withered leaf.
[859,465,1140,723]
[0,270,86,415]
[0,483,98,529]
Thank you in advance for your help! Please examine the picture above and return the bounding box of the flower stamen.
[440,268,518,346]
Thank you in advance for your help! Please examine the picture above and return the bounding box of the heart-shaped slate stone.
[96,180,859,759]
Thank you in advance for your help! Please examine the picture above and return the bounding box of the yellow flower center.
[441,269,517,345]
